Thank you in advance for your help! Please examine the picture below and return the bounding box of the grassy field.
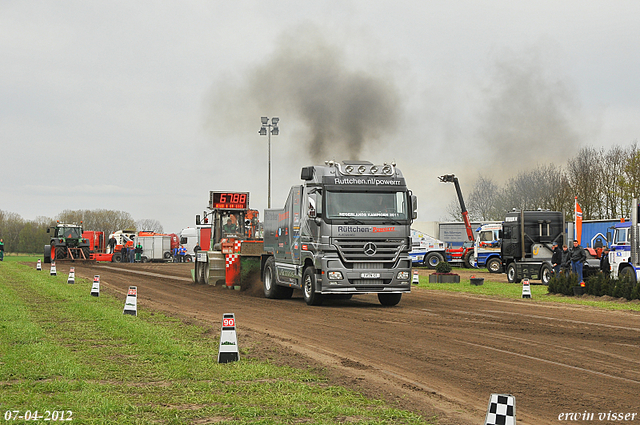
[0,259,429,424]
[415,270,640,312]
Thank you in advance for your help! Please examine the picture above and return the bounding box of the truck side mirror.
[411,195,418,220]
[196,214,201,225]
[308,196,317,218]
[47,228,50,233]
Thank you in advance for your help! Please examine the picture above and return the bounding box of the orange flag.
[575,197,582,245]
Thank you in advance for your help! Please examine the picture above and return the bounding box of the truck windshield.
[613,228,629,245]
[325,191,408,220]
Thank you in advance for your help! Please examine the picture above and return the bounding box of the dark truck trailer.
[501,210,564,285]
[261,160,418,306]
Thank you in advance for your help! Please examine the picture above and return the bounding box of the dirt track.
[50,262,640,424]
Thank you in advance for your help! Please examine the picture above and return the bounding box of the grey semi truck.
[261,160,418,306]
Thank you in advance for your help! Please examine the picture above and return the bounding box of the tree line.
[0,209,163,254]
[449,142,640,222]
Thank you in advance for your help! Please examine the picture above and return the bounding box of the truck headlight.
[328,271,343,280]
[397,271,409,280]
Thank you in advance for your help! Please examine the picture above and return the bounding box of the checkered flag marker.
[484,394,516,425]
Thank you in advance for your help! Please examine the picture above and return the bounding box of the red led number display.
[212,192,248,210]
[223,318,235,327]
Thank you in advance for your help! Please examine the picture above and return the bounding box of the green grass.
[415,272,640,312]
[0,262,430,424]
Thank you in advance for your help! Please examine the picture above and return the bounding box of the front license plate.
[360,273,381,278]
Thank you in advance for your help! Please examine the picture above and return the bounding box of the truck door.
[290,186,302,265]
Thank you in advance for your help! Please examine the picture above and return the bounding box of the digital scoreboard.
[208,191,249,210]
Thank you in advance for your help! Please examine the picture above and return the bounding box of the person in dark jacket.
[551,242,562,274]
[570,240,587,283]
[561,244,571,273]
[108,236,116,254]
[121,245,128,263]
[600,247,610,278]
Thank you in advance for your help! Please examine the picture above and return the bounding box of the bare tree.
[136,219,164,233]
[57,209,136,237]
[566,146,603,220]
[601,145,628,219]
[467,174,501,221]
[619,143,640,217]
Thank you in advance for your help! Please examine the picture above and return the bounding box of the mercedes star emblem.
[363,242,377,256]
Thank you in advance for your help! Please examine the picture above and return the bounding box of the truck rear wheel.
[263,257,293,299]
[302,266,323,306]
[506,263,521,283]
[55,247,65,260]
[44,245,51,264]
[378,293,402,306]
[424,252,444,269]
[486,258,503,273]
[112,253,122,263]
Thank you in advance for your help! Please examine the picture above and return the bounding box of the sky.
[2,1,640,233]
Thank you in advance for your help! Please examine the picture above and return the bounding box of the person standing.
[570,240,587,283]
[108,236,116,254]
[121,244,128,263]
[561,244,571,273]
[551,241,562,275]
[135,242,143,263]
[600,247,611,278]
[0,238,4,261]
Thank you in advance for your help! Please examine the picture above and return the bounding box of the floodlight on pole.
[258,117,279,208]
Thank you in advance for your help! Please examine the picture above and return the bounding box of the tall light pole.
[258,117,279,208]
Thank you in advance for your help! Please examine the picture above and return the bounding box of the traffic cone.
[521,279,532,299]
[123,286,137,316]
[484,394,516,425]
[50,262,57,276]
[218,313,239,363]
[67,267,75,284]
[91,275,100,297]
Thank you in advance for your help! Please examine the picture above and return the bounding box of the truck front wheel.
[486,258,503,273]
[507,263,521,283]
[378,293,402,306]
[620,266,637,286]
[302,266,323,306]
[424,252,444,269]
[541,264,552,285]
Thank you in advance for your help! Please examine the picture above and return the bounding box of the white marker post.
[218,313,239,363]
[67,267,75,284]
[412,270,419,285]
[91,275,100,297]
[50,262,57,276]
[36,259,42,271]
[521,279,532,299]
[484,393,516,425]
[123,286,137,316]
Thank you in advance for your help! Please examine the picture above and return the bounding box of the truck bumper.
[318,255,412,294]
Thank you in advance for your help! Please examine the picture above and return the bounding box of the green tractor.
[44,222,91,263]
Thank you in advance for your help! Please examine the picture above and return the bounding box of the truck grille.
[333,239,405,263]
